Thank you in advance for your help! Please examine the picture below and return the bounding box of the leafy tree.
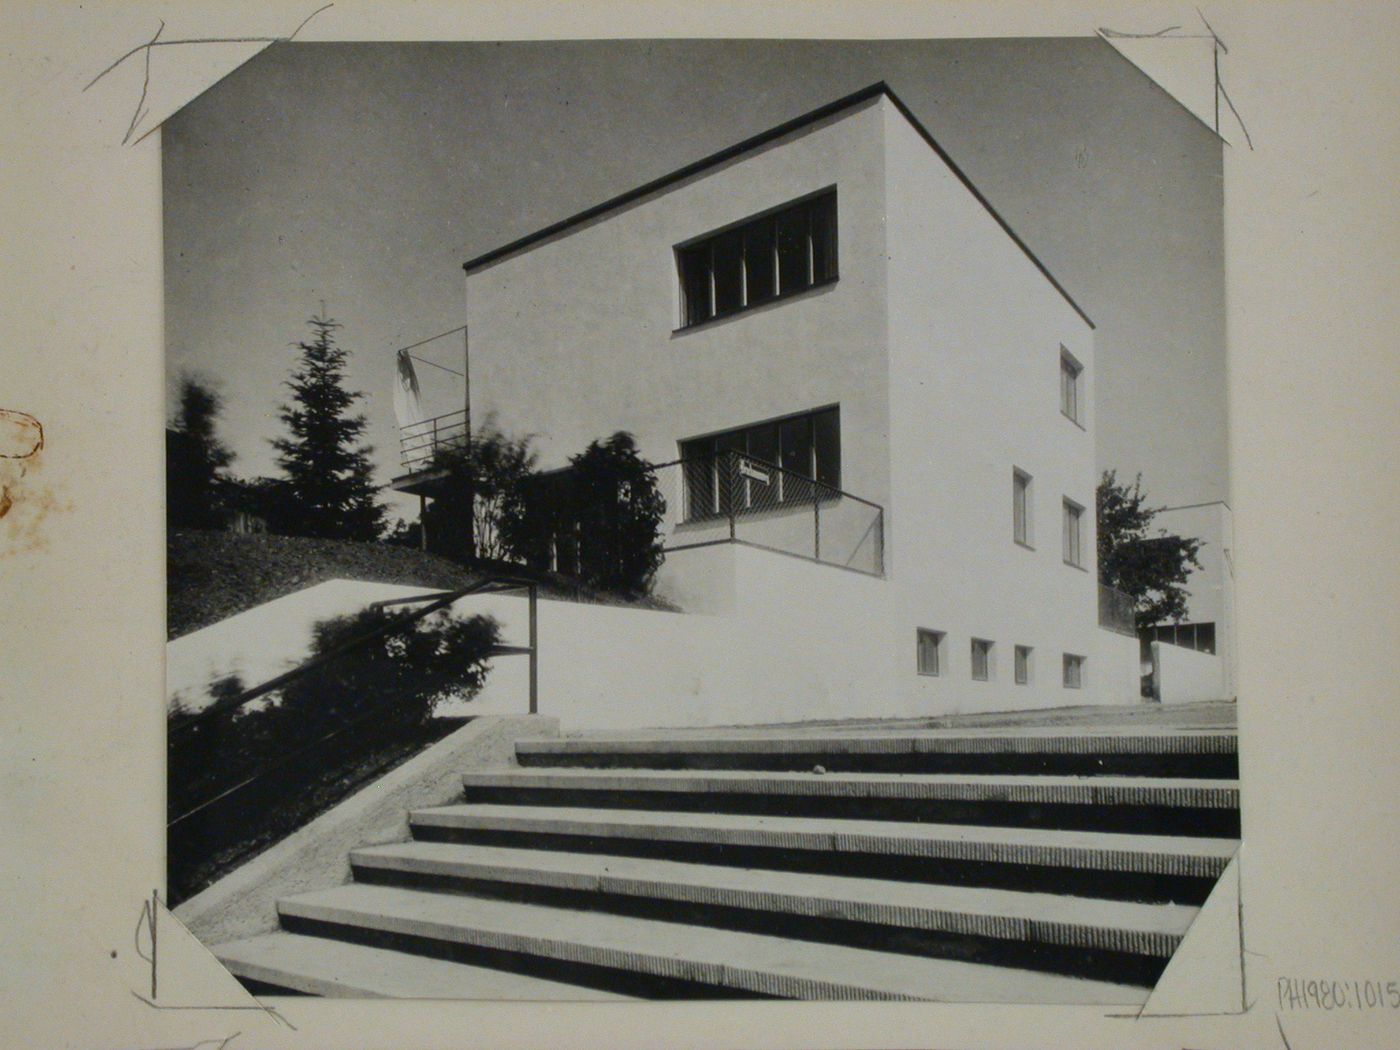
[1096,470,1203,628]
[270,314,385,541]
[568,432,666,594]
[424,420,536,562]
[167,374,234,528]
[166,606,499,902]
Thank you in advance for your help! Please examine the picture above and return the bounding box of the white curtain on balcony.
[393,350,423,429]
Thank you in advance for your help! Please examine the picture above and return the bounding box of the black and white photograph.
[3,3,1398,1048]
[162,35,1238,1004]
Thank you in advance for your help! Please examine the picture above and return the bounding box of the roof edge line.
[878,85,1095,329]
[462,81,890,275]
[461,79,1094,330]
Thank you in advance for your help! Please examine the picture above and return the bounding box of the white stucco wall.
[880,102,1137,713]
[1152,640,1229,704]
[467,96,892,517]
[455,93,1141,722]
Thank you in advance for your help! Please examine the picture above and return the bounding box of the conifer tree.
[270,314,385,541]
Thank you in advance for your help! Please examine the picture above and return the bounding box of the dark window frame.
[678,405,841,522]
[676,190,839,329]
[1060,347,1084,427]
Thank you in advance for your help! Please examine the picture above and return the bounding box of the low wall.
[1153,641,1228,704]
[174,714,557,947]
[167,579,443,714]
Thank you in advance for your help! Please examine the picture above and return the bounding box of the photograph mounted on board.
[162,37,1239,1003]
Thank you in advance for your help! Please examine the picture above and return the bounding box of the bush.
[167,606,500,900]
[423,420,536,562]
[567,433,666,595]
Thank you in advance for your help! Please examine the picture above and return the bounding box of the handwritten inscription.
[1278,976,1400,1011]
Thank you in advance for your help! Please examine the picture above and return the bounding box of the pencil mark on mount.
[116,1034,240,1050]
[1198,8,1254,149]
[83,3,333,145]
[1098,25,1190,38]
[1098,10,1252,150]
[131,992,296,1029]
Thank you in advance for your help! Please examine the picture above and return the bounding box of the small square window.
[1063,654,1085,689]
[916,629,944,676]
[1062,499,1084,568]
[1013,469,1033,547]
[971,638,994,682]
[1014,645,1033,685]
[1060,349,1083,425]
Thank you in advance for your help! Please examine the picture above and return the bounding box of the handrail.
[399,408,468,435]
[172,576,539,735]
[168,571,540,830]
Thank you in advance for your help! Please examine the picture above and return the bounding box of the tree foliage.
[1096,470,1203,628]
[270,315,385,541]
[167,374,234,529]
[424,420,537,562]
[167,606,500,901]
[567,432,666,595]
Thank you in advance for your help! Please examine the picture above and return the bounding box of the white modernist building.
[400,83,1142,726]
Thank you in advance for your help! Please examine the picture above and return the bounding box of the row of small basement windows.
[1013,468,1086,568]
[916,630,1085,688]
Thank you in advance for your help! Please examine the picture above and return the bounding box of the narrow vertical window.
[971,638,993,682]
[917,629,944,676]
[1063,654,1085,689]
[1013,469,1033,547]
[1014,645,1032,685]
[1063,499,1084,567]
[1060,348,1083,425]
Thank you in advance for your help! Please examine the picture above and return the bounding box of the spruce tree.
[270,314,385,541]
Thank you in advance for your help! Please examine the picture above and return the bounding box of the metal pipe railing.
[168,572,541,828]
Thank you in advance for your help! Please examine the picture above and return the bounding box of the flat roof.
[462,81,1093,329]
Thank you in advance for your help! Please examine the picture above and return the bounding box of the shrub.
[423,420,536,562]
[568,433,666,595]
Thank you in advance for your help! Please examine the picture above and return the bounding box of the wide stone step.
[513,730,1239,777]
[408,804,1237,903]
[274,882,1150,1002]
[350,841,1198,984]
[214,931,637,999]
[460,768,1240,836]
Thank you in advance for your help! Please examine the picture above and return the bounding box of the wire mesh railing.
[1098,583,1138,636]
[652,449,884,576]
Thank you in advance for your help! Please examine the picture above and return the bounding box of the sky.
[163,38,1225,521]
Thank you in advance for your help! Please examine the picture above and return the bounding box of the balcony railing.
[399,409,469,472]
[1098,583,1138,636]
[653,449,885,577]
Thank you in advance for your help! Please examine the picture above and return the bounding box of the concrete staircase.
[213,721,1239,1002]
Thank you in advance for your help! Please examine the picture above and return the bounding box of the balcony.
[654,449,884,577]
